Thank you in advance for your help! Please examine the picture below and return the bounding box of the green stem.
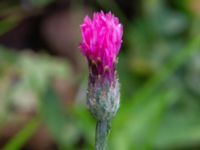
[95,120,110,150]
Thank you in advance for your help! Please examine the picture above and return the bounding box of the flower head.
[80,11,123,83]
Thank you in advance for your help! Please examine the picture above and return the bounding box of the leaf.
[110,36,200,150]
[0,16,21,36]
[41,84,80,149]
[30,0,54,7]
[123,36,200,117]
[3,116,40,150]
[110,89,177,150]
[154,116,200,149]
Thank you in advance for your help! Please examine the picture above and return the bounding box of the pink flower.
[80,11,123,82]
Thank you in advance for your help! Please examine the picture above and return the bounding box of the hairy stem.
[95,120,110,150]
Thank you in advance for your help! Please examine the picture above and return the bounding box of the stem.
[95,120,110,150]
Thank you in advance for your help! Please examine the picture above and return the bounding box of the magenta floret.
[80,11,123,82]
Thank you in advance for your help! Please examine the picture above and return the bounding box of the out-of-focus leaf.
[30,0,53,7]
[0,46,18,65]
[127,36,200,114]
[185,52,200,95]
[41,84,80,149]
[3,116,40,150]
[0,16,21,36]
[110,36,200,149]
[142,0,188,36]
[110,89,178,150]
[72,106,95,150]
[154,108,200,149]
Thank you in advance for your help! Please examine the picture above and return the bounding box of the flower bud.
[80,11,123,121]
[87,73,120,121]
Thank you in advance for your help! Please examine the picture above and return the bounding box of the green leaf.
[30,0,53,7]
[3,116,40,150]
[124,36,200,116]
[0,16,21,36]
[41,84,80,149]
[110,89,177,150]
[111,36,200,149]
[155,119,200,149]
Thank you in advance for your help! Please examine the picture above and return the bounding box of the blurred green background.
[0,0,200,150]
